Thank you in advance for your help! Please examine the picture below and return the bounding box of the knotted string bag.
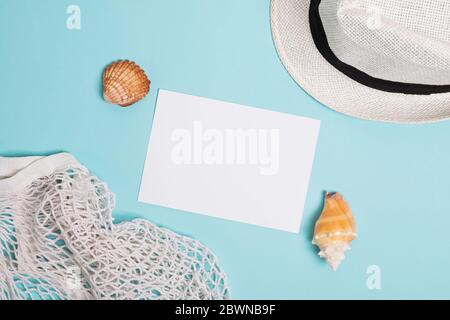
[0,153,230,300]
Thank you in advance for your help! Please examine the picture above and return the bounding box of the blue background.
[1,0,449,299]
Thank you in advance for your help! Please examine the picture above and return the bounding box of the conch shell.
[312,192,356,271]
[102,60,150,107]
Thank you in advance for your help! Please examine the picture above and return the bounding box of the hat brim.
[271,0,450,123]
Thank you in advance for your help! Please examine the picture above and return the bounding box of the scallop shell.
[103,60,150,107]
[312,192,357,271]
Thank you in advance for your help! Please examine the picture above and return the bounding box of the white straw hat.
[271,0,450,123]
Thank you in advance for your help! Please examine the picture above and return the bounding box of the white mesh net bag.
[0,153,230,300]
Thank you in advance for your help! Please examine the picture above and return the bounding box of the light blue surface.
[1,0,450,299]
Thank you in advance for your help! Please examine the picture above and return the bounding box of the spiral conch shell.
[312,192,356,271]
[103,60,150,107]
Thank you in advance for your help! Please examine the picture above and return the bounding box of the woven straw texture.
[271,0,450,123]
[0,153,230,300]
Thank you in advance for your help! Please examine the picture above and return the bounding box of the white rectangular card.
[139,90,320,233]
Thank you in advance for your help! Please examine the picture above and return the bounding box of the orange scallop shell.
[103,60,150,107]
